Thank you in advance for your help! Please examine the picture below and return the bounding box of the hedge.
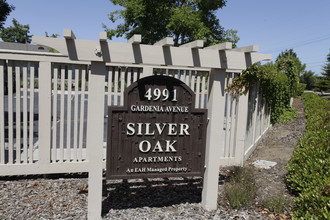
[286,93,330,219]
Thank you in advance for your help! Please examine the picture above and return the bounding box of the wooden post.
[87,61,106,220]
[202,69,227,210]
[38,62,52,165]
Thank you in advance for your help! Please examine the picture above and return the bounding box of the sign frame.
[106,75,207,179]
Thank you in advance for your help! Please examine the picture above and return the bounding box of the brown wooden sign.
[106,75,207,179]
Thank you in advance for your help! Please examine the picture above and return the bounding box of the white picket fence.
[0,34,272,218]
[0,50,270,175]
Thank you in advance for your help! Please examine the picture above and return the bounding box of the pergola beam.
[205,42,232,50]
[128,34,142,44]
[179,40,204,49]
[153,37,174,46]
[231,45,259,53]
[32,31,271,70]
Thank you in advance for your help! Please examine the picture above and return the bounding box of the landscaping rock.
[252,160,277,169]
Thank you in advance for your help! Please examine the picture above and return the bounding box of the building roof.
[0,41,51,52]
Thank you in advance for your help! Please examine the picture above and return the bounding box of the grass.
[261,195,293,213]
[224,166,257,209]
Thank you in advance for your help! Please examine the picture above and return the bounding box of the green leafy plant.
[226,62,295,123]
[296,83,306,96]
[226,51,302,124]
[277,107,298,124]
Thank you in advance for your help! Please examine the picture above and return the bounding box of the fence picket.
[22,63,29,163]
[229,94,236,157]
[179,70,184,82]
[29,63,35,163]
[59,66,65,162]
[133,67,138,82]
[107,67,112,106]
[15,64,21,163]
[223,74,230,157]
[7,62,14,164]
[232,97,239,158]
[120,68,125,106]
[201,74,206,109]
[126,68,132,88]
[73,66,79,161]
[184,70,189,86]
[78,67,86,161]
[195,72,201,108]
[66,66,73,161]
[0,61,5,164]
[190,71,195,94]
[52,65,59,162]
[113,67,119,106]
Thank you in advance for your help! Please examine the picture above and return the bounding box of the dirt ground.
[247,98,304,189]
[220,98,306,219]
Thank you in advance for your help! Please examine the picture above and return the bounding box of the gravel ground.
[0,175,269,220]
[0,98,305,220]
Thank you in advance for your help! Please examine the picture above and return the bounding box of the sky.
[3,0,330,75]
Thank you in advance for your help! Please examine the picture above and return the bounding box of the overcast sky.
[4,0,330,75]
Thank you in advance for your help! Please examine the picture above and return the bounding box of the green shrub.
[286,93,330,219]
[277,107,298,124]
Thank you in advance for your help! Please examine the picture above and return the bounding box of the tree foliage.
[0,18,32,43]
[321,51,330,78]
[300,70,316,90]
[105,0,239,46]
[315,51,330,92]
[277,57,300,98]
[45,32,60,38]
[276,49,306,76]
[0,0,14,29]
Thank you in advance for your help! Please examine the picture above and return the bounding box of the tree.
[0,18,32,43]
[276,49,306,76]
[321,51,330,78]
[45,32,60,38]
[299,70,316,90]
[276,57,299,98]
[315,51,330,92]
[0,0,14,29]
[105,0,239,46]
